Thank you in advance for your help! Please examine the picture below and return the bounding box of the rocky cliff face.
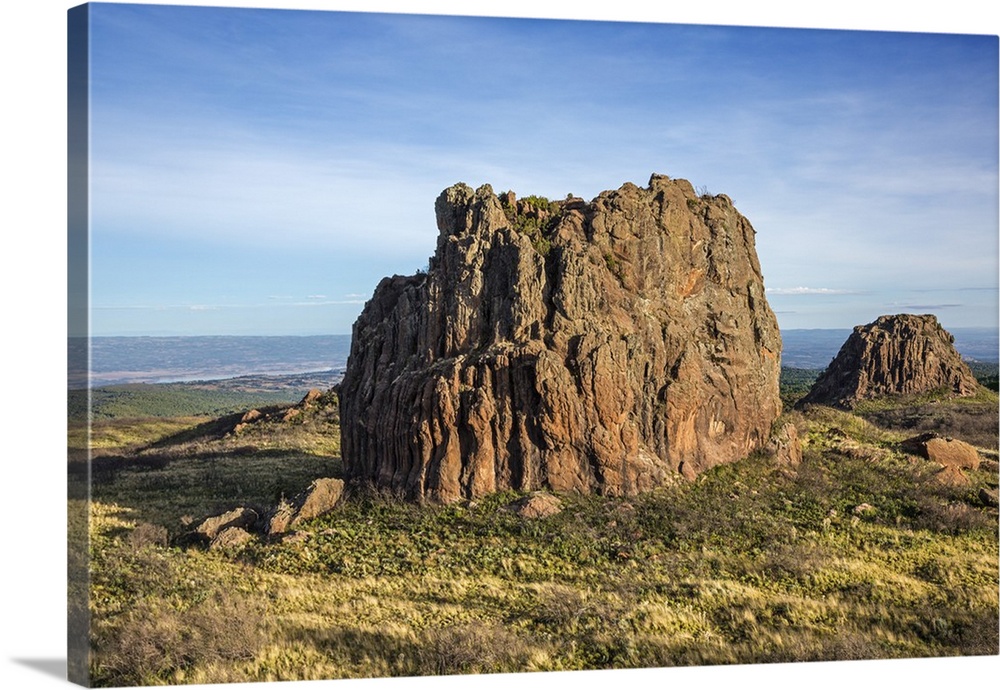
[798,314,979,409]
[340,175,782,502]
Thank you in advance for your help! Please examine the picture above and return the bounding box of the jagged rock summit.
[340,175,782,502]
[798,314,979,410]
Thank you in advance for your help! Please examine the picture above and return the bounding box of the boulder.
[979,487,999,508]
[901,432,981,471]
[301,388,323,405]
[267,477,345,535]
[766,422,802,466]
[507,493,563,519]
[194,507,258,540]
[340,175,782,502]
[933,465,971,487]
[241,409,262,423]
[210,526,254,550]
[798,314,979,409]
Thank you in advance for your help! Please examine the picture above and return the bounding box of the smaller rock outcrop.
[798,314,979,409]
[231,388,338,435]
[182,477,345,547]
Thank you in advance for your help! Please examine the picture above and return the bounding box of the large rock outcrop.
[340,175,782,502]
[798,314,979,409]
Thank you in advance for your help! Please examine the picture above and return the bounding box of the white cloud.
[766,287,858,296]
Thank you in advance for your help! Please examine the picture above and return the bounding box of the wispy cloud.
[84,5,998,334]
[894,303,963,310]
[766,287,860,296]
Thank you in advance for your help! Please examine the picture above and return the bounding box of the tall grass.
[85,400,999,685]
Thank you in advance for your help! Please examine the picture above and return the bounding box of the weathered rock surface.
[979,487,999,508]
[901,432,981,471]
[798,314,979,410]
[340,175,782,502]
[267,477,345,535]
[506,493,563,519]
[766,422,803,466]
[210,526,254,550]
[933,464,971,488]
[194,507,259,540]
[231,388,338,435]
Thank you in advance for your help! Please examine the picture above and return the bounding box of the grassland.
[77,379,999,686]
[69,370,341,422]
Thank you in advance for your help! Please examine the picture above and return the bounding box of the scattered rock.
[766,422,802,466]
[210,526,254,550]
[301,389,323,405]
[798,314,979,410]
[979,459,999,474]
[341,175,782,502]
[933,465,971,487]
[979,487,999,508]
[295,478,346,522]
[507,493,563,519]
[279,530,311,544]
[194,507,259,540]
[267,478,345,535]
[229,388,339,435]
[901,432,981,471]
[233,409,263,434]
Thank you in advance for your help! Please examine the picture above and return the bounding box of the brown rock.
[194,507,258,540]
[979,487,999,508]
[301,389,323,405]
[267,500,297,536]
[507,493,563,519]
[340,176,782,502]
[933,465,971,487]
[901,432,981,470]
[280,530,311,544]
[295,477,346,522]
[267,478,345,535]
[210,526,254,550]
[766,422,802,466]
[798,314,979,409]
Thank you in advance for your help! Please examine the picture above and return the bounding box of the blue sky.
[85,2,999,335]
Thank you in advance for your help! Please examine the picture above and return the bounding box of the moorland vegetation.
[74,369,999,686]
